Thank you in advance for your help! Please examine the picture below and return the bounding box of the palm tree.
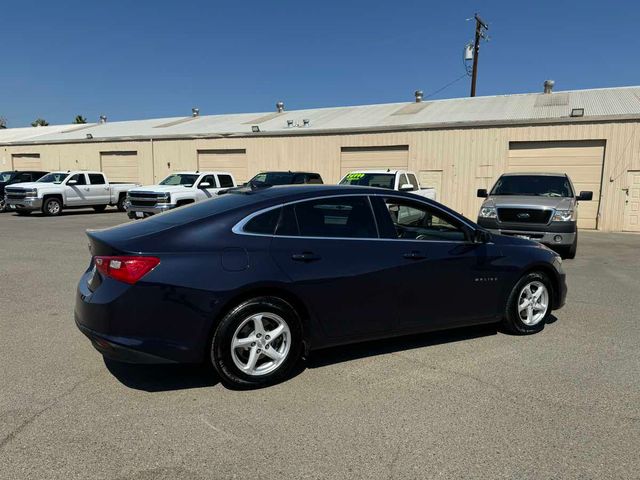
[31,118,49,127]
[73,115,87,124]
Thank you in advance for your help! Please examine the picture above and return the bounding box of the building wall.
[2,120,639,231]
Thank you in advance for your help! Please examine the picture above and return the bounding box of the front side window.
[292,196,378,238]
[68,174,87,185]
[38,172,68,184]
[490,175,573,197]
[199,175,216,188]
[160,174,199,186]
[89,174,106,185]
[407,173,419,190]
[218,174,234,188]
[339,173,395,189]
[382,198,467,242]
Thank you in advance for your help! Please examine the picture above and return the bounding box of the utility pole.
[470,13,489,97]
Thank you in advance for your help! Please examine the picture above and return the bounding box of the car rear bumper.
[6,197,42,210]
[74,269,219,364]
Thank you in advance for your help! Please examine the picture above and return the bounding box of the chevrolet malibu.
[75,185,567,388]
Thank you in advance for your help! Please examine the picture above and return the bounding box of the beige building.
[1,84,640,232]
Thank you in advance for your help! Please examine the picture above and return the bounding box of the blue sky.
[1,0,637,127]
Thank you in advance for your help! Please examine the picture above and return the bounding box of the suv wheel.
[42,197,63,216]
[211,296,303,389]
[502,272,552,334]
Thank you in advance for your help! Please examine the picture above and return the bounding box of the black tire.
[116,195,127,212]
[502,271,553,335]
[42,197,63,216]
[0,198,6,213]
[211,296,303,389]
[93,205,107,213]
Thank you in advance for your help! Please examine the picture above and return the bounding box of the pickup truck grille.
[128,191,164,207]
[497,208,552,224]
[5,189,26,200]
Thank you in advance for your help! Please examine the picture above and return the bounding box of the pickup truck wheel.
[42,198,63,216]
[502,272,552,335]
[116,195,126,212]
[211,296,303,389]
[93,205,107,213]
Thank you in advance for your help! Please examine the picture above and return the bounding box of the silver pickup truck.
[476,172,593,259]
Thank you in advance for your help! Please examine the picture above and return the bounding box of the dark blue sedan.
[75,185,567,388]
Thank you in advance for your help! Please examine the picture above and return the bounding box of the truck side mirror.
[199,182,211,188]
[577,191,593,201]
[477,188,488,198]
[67,179,77,185]
[399,183,414,191]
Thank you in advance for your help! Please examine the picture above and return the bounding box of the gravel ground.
[0,209,638,479]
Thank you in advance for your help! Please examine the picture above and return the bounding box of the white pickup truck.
[338,170,437,200]
[125,171,237,219]
[5,171,139,216]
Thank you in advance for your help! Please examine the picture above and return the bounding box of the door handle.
[403,251,427,260]
[291,252,321,262]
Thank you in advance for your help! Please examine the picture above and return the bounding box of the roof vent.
[276,101,285,113]
[302,119,310,127]
[99,115,107,124]
[543,80,555,94]
[192,108,200,117]
[414,90,424,103]
[287,119,294,128]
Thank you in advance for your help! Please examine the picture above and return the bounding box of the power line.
[425,73,469,99]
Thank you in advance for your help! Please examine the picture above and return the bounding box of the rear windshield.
[38,172,69,184]
[490,175,573,197]
[339,173,395,189]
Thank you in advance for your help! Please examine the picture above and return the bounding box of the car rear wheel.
[502,272,552,334]
[211,296,303,389]
[42,197,62,216]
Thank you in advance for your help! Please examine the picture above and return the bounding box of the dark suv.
[0,170,48,212]
[245,171,323,186]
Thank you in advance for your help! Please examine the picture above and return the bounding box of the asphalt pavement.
[0,208,638,479]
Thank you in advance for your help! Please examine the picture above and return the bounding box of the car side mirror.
[477,188,488,198]
[577,191,593,201]
[473,229,491,244]
[67,179,77,185]
[399,183,414,191]
[199,182,211,188]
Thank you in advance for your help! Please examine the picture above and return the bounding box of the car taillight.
[94,256,160,285]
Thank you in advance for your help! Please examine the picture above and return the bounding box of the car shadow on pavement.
[11,209,123,217]
[104,359,219,392]
[306,323,500,369]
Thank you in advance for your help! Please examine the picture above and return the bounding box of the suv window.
[380,198,467,242]
[17,173,33,182]
[68,174,87,185]
[291,196,378,239]
[243,207,281,235]
[218,174,234,188]
[199,175,217,188]
[307,174,323,184]
[88,174,106,185]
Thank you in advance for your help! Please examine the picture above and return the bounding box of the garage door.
[12,154,41,171]
[198,149,248,183]
[623,170,640,232]
[507,141,605,229]
[340,145,409,179]
[100,152,139,183]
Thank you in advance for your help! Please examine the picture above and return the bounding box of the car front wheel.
[502,272,552,334]
[211,296,303,389]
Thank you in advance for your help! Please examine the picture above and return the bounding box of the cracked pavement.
[0,211,638,479]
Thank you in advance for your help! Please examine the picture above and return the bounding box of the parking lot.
[0,209,638,479]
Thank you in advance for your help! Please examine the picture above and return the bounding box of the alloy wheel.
[517,281,549,326]
[231,313,291,376]
[47,200,61,215]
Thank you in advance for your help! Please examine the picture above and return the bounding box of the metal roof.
[3,85,640,145]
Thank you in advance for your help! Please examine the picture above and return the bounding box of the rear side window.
[307,174,323,184]
[89,174,106,185]
[218,175,234,188]
[292,196,377,238]
[243,207,281,235]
